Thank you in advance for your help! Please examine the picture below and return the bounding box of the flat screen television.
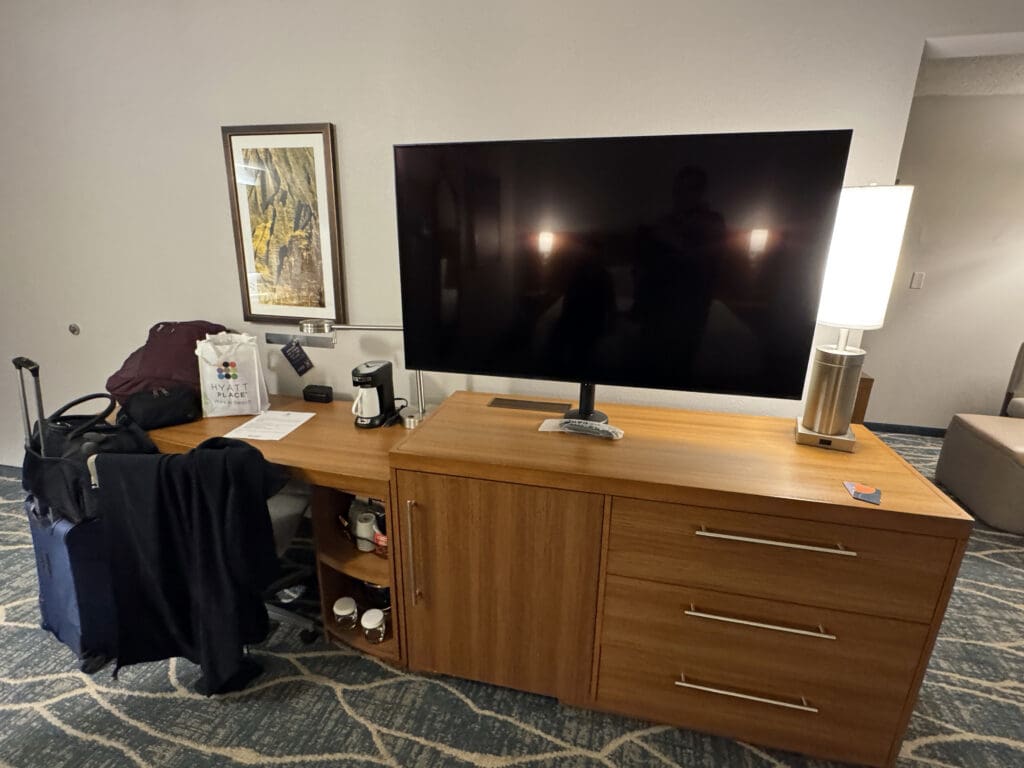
[394,130,852,417]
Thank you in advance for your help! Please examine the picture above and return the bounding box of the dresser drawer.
[607,497,954,621]
[596,576,929,766]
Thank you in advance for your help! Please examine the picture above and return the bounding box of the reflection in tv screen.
[394,130,851,400]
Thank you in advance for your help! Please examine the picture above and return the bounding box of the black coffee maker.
[351,361,399,428]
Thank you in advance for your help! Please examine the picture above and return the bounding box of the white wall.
[2,1,1023,465]
[864,55,1024,427]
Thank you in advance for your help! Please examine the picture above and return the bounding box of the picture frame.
[222,123,345,324]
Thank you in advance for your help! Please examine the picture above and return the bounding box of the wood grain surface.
[149,395,408,497]
[151,388,968,765]
[597,575,929,767]
[389,392,971,538]
[396,470,604,702]
[607,497,955,622]
[389,390,970,765]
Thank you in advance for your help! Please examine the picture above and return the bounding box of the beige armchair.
[936,343,1024,533]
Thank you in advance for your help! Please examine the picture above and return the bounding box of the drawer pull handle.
[684,605,837,640]
[695,525,857,557]
[405,500,422,605]
[674,675,819,713]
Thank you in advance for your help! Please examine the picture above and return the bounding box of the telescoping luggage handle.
[13,357,46,457]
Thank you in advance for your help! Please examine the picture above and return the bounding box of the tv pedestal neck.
[564,382,607,423]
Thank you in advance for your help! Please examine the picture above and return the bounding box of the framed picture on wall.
[222,123,345,324]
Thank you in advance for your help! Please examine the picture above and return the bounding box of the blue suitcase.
[25,495,115,671]
[14,357,116,673]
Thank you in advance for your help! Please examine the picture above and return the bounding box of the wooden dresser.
[389,391,970,767]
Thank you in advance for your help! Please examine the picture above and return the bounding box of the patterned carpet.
[1,433,1022,767]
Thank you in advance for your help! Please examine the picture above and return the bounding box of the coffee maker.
[351,361,399,428]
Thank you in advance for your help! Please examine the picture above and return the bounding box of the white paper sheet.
[223,411,316,441]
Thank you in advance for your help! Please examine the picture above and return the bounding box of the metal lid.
[361,608,385,629]
[815,344,866,366]
[332,597,357,617]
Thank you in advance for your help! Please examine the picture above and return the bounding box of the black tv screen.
[394,130,851,400]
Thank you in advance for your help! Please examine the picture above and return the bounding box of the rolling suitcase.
[25,495,115,671]
[13,357,116,672]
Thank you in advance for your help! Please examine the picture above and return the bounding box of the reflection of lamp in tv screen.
[394,130,852,419]
[748,228,770,257]
[537,230,555,257]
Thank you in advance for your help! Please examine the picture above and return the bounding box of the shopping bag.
[195,332,270,417]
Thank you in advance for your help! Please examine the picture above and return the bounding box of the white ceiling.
[916,53,1024,96]
[924,31,1024,59]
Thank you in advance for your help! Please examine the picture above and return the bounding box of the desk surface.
[148,395,408,498]
[390,391,971,537]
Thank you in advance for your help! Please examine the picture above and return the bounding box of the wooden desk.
[153,391,969,765]
[149,395,410,663]
[148,395,404,499]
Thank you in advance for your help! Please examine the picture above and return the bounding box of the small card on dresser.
[843,481,882,505]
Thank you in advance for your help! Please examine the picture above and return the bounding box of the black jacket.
[96,438,288,693]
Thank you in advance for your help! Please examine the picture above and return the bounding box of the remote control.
[538,418,624,439]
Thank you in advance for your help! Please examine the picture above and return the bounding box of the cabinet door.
[397,470,604,702]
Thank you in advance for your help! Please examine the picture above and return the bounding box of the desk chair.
[265,482,321,643]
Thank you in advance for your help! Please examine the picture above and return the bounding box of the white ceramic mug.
[354,512,376,552]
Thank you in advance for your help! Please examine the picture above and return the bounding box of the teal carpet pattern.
[1,432,1022,767]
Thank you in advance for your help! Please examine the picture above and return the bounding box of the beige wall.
[864,57,1024,427]
[2,1,1024,465]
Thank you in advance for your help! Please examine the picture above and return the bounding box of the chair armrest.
[999,342,1024,415]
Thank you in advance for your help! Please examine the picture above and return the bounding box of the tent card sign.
[281,339,314,376]
[196,332,270,417]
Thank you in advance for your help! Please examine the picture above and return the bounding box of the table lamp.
[796,185,914,451]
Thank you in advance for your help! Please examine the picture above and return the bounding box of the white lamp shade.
[816,185,913,330]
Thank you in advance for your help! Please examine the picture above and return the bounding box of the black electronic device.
[394,130,852,417]
[302,384,333,403]
[351,361,399,428]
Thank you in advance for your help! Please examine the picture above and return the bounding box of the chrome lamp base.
[794,418,856,452]
[796,341,864,452]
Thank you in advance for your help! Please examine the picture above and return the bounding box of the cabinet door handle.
[695,525,857,557]
[674,675,818,713]
[405,500,422,604]
[684,605,836,640]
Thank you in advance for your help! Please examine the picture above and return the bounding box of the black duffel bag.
[23,393,158,523]
[115,386,201,430]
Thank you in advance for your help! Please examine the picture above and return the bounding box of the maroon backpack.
[106,320,227,404]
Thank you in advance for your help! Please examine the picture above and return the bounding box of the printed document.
[224,411,315,441]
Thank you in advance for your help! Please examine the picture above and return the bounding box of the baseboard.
[865,422,946,438]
